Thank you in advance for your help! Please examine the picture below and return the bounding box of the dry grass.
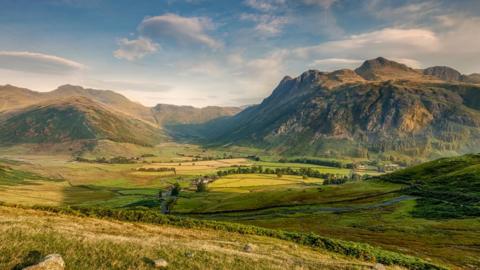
[0,206,402,270]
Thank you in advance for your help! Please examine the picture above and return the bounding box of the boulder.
[22,254,65,270]
[243,243,256,253]
[153,258,168,268]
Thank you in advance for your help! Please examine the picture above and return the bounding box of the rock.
[22,254,65,270]
[153,259,168,268]
[243,243,256,253]
[373,263,386,270]
[185,251,195,258]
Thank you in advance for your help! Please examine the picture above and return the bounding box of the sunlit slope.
[0,96,167,146]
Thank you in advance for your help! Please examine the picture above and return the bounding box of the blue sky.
[1,0,480,107]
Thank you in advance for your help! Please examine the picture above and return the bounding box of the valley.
[1,57,480,270]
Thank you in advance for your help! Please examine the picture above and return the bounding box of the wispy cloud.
[0,51,85,74]
[240,13,289,36]
[113,37,159,61]
[294,28,440,59]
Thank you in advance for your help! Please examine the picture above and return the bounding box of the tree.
[196,181,208,192]
[171,182,181,196]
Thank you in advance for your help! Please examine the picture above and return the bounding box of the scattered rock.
[153,259,168,268]
[373,263,386,270]
[22,254,65,270]
[243,243,256,253]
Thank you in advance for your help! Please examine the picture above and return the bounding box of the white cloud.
[139,13,222,50]
[366,0,438,23]
[113,37,159,61]
[0,51,85,74]
[294,28,440,59]
[244,0,286,12]
[240,13,289,36]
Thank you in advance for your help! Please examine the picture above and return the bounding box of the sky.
[0,0,479,107]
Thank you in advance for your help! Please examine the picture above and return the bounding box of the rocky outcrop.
[423,66,462,81]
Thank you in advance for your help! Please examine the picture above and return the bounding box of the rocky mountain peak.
[355,57,421,81]
[423,66,462,81]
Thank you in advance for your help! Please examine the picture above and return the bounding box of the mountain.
[153,104,241,125]
[0,85,45,112]
[462,73,480,84]
[423,66,462,81]
[49,85,157,124]
[0,96,166,146]
[0,84,241,149]
[354,57,423,81]
[172,57,480,160]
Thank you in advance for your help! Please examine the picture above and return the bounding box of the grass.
[378,153,480,219]
[0,204,442,270]
[1,206,389,270]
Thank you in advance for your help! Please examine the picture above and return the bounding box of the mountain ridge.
[169,57,480,160]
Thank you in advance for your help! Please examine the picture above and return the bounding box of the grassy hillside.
[0,204,442,269]
[0,97,167,146]
[1,206,392,270]
[153,104,241,125]
[378,153,480,218]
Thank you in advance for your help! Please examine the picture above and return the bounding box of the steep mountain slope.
[173,57,480,159]
[0,96,166,146]
[153,103,241,125]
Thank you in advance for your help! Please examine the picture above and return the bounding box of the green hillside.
[379,153,480,218]
[0,97,166,146]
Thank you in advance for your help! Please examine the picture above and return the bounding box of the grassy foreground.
[0,203,444,270]
[0,206,400,270]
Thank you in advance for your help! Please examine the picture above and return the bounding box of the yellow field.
[210,174,323,188]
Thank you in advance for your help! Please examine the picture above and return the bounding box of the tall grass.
[1,202,446,270]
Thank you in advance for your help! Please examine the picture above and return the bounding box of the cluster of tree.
[75,156,139,164]
[323,178,348,185]
[281,158,353,169]
[217,165,344,180]
[193,175,219,192]
[137,167,176,175]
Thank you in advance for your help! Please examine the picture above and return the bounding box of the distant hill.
[0,96,166,146]
[153,103,241,125]
[171,57,480,160]
[0,84,241,150]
